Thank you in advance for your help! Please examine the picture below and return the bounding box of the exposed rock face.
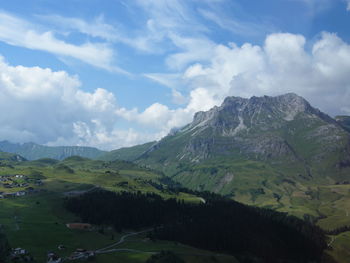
[142,93,350,166]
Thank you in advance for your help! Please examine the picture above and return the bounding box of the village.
[10,246,96,263]
[10,223,99,263]
[0,174,43,199]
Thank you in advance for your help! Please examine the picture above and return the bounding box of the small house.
[12,248,27,255]
[16,191,26,197]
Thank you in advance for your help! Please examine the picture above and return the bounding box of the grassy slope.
[98,141,156,161]
[0,159,236,263]
[328,231,350,263]
[0,152,26,162]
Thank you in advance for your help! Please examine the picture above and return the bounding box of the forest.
[65,189,329,263]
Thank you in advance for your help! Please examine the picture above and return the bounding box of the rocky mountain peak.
[168,93,349,163]
[189,93,313,135]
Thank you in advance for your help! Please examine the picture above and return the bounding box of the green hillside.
[98,141,156,161]
[0,151,26,162]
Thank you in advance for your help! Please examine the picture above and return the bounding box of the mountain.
[130,94,350,199]
[98,141,156,161]
[0,141,106,160]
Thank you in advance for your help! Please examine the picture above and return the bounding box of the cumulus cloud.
[177,32,350,116]
[0,56,144,150]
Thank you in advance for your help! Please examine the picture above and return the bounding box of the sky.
[0,0,350,150]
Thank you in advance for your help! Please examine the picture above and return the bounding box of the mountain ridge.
[0,140,106,161]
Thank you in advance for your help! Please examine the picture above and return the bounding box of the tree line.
[65,189,330,263]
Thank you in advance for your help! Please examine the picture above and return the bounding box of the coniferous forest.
[65,189,329,263]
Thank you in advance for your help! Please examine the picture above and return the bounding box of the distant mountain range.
[0,141,106,161]
[0,140,157,162]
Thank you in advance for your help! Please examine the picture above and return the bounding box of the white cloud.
[38,14,117,42]
[166,34,216,70]
[115,87,219,138]
[0,12,127,73]
[179,32,350,116]
[0,56,141,150]
[38,0,209,57]
[38,14,163,54]
[198,8,273,37]
[345,0,350,10]
[135,0,207,33]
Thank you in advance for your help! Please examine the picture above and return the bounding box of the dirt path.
[95,229,153,254]
[97,248,155,254]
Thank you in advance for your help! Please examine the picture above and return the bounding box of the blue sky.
[0,0,350,150]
